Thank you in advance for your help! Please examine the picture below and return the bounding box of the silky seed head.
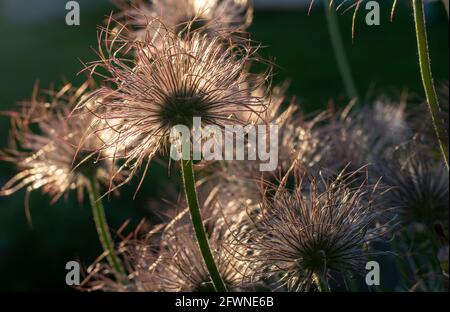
[316,100,413,176]
[376,144,449,226]
[115,0,253,44]
[0,83,124,203]
[78,23,269,190]
[251,169,393,291]
[86,200,260,292]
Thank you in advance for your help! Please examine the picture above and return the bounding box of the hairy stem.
[87,177,126,281]
[324,0,359,101]
[180,159,227,292]
[413,0,449,169]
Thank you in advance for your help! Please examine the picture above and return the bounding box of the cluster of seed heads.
[0,0,448,292]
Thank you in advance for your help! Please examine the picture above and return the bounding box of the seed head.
[78,24,269,191]
[157,220,258,292]
[0,83,123,204]
[87,200,260,292]
[204,83,326,206]
[376,144,449,226]
[316,100,413,176]
[251,169,393,291]
[115,0,253,44]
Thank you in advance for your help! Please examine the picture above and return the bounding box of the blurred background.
[0,0,448,291]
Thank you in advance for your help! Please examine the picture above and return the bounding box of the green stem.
[180,159,227,292]
[413,0,449,170]
[87,177,126,281]
[324,0,360,101]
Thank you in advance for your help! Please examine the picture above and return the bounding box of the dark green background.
[0,0,448,291]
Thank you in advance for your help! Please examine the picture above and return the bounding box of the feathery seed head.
[79,24,269,189]
[0,83,123,203]
[376,145,449,227]
[251,169,393,291]
[157,220,257,292]
[115,0,253,44]
[207,86,326,205]
[87,200,260,292]
[316,100,413,176]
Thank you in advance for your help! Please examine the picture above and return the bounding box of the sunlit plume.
[0,83,126,206]
[76,22,270,193]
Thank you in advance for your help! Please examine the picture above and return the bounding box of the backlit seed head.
[0,83,124,204]
[316,100,413,177]
[87,199,260,292]
[250,169,393,291]
[156,219,258,292]
[78,23,270,191]
[376,144,449,226]
[115,0,253,44]
[203,83,326,206]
